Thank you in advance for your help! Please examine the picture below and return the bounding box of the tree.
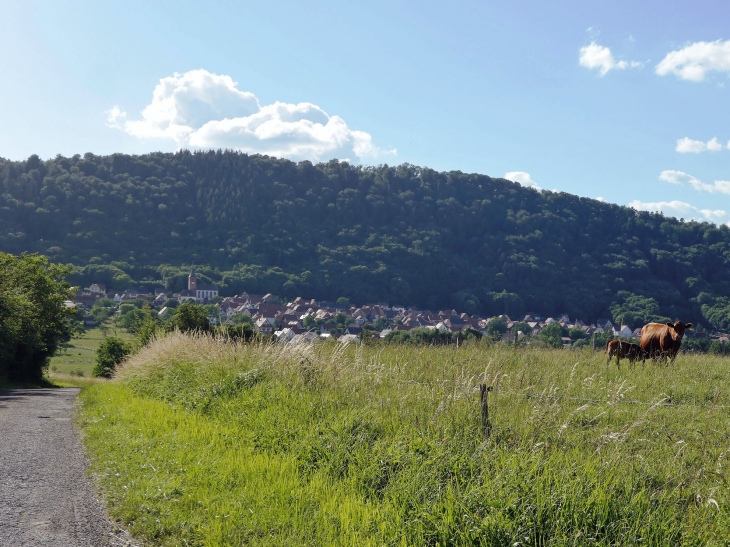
[537,322,564,348]
[568,327,587,340]
[303,315,317,330]
[373,317,389,331]
[512,322,532,337]
[0,252,76,382]
[337,297,350,307]
[164,301,211,333]
[93,337,130,378]
[486,317,508,339]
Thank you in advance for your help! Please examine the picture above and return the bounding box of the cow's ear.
[666,322,674,328]
[685,323,693,329]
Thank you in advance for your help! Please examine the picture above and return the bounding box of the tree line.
[3,151,730,330]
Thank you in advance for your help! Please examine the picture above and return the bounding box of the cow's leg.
[616,355,621,370]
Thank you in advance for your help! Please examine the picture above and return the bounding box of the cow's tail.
[604,340,611,353]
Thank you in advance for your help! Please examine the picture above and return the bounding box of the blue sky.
[2,0,729,223]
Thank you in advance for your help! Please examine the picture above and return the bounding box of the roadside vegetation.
[0,252,76,385]
[79,333,730,545]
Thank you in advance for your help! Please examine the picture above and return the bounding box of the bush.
[93,337,130,378]
[164,301,211,333]
[0,252,75,382]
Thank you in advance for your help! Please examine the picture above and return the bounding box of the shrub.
[93,337,130,378]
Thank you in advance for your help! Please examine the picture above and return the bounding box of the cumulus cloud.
[629,199,727,224]
[105,105,127,129]
[656,40,730,81]
[595,197,606,202]
[505,171,540,190]
[676,137,724,153]
[579,42,642,76]
[660,169,730,194]
[112,69,395,162]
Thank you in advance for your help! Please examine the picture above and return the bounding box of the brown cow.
[639,321,693,364]
[605,339,647,369]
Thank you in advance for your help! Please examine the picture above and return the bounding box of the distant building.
[188,266,218,302]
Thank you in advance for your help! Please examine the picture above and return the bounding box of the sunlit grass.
[49,322,134,377]
[78,333,730,545]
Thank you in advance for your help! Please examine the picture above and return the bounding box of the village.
[70,268,726,346]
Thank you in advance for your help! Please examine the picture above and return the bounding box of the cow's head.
[666,321,693,339]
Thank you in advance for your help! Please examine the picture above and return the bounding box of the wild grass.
[78,333,730,545]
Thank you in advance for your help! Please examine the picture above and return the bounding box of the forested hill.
[2,151,730,330]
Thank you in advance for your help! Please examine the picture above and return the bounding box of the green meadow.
[78,334,730,545]
[48,322,134,376]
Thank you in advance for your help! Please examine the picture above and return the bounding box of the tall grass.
[79,333,730,545]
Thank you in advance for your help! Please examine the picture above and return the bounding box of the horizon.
[2,0,730,226]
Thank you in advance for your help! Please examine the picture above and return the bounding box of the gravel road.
[0,388,135,546]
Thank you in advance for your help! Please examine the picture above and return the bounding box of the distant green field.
[79,334,730,546]
[49,322,133,376]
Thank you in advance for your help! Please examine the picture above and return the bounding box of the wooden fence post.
[592,332,596,353]
[480,384,493,437]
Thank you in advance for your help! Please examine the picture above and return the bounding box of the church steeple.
[188,265,197,291]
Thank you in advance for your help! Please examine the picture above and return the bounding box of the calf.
[605,339,647,369]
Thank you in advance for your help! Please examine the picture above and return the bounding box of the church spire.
[188,264,197,291]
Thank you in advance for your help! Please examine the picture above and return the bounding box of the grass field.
[78,334,730,545]
[49,322,134,377]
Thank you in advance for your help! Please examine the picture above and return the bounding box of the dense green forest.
[2,151,730,330]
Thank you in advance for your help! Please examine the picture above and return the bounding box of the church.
[178,266,219,303]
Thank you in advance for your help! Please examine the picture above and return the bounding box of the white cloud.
[505,171,540,190]
[579,42,641,76]
[656,40,730,82]
[676,137,724,153]
[114,69,395,162]
[708,137,724,151]
[656,40,730,81]
[596,197,606,202]
[105,105,127,129]
[629,199,727,224]
[659,169,730,194]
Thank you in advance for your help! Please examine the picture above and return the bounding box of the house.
[178,289,197,303]
[561,337,573,345]
[88,283,106,294]
[275,328,296,343]
[338,334,361,344]
[290,332,320,344]
[83,316,96,327]
[596,318,614,330]
[613,325,633,338]
[345,326,363,336]
[255,318,273,334]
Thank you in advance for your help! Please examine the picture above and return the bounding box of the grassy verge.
[78,334,730,545]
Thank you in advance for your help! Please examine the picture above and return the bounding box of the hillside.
[2,151,730,329]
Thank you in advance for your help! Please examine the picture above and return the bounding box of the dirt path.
[0,388,134,546]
